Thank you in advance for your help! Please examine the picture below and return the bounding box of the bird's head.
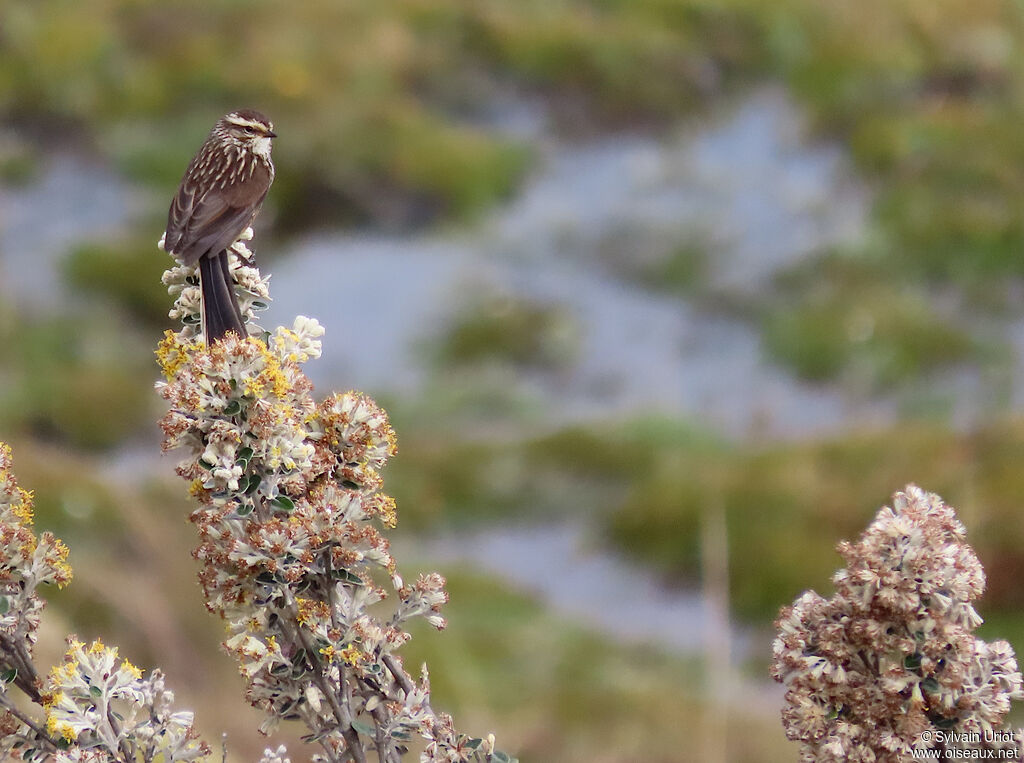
[217,109,276,157]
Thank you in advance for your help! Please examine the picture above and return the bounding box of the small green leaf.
[251,301,269,310]
[90,685,103,698]
[236,446,254,465]
[904,653,922,670]
[245,474,262,494]
[0,597,10,615]
[464,737,482,751]
[350,720,376,737]
[331,569,364,586]
[271,495,295,512]
[224,400,242,416]
[0,667,17,684]
[920,677,940,693]
[236,503,254,517]
[183,314,200,325]
[197,459,213,471]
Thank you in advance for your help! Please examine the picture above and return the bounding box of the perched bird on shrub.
[163,109,276,341]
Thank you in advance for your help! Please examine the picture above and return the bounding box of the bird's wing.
[163,175,199,258]
[167,184,264,266]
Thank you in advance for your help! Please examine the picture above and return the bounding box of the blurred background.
[2,0,1024,760]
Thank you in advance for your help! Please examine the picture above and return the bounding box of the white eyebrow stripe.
[225,114,272,131]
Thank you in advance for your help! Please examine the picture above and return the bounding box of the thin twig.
[0,695,59,753]
[0,633,41,703]
[105,702,134,762]
[281,589,367,763]
[382,655,414,696]
[359,688,399,763]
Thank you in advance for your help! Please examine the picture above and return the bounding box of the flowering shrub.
[0,228,513,762]
[45,637,208,761]
[0,443,207,761]
[157,236,514,762]
[772,485,1024,761]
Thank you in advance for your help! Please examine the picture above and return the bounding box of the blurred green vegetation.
[761,251,980,386]
[602,417,1024,622]
[778,0,1024,284]
[635,242,711,299]
[0,0,764,228]
[429,294,577,371]
[5,0,1022,383]
[754,0,1024,381]
[3,0,1022,255]
[386,410,1024,631]
[0,304,156,450]
[63,233,178,328]
[403,570,791,762]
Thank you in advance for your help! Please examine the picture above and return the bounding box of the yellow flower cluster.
[44,636,208,760]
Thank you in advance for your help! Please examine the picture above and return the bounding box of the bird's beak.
[266,130,277,139]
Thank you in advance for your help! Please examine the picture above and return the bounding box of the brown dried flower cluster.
[772,485,1023,762]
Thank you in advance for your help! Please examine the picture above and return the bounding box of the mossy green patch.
[431,296,577,371]
[762,250,979,386]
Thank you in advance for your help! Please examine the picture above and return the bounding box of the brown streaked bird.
[164,109,276,342]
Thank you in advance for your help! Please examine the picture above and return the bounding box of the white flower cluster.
[0,444,209,761]
[158,239,516,763]
[772,485,1024,762]
[44,638,208,761]
[260,744,292,763]
[159,230,271,342]
[0,443,71,687]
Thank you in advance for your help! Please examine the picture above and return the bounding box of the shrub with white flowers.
[157,235,514,763]
[0,443,208,762]
[772,485,1024,762]
[0,229,514,762]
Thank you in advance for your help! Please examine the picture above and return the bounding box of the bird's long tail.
[200,251,248,342]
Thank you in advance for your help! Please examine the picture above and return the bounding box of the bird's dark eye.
[244,126,255,134]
